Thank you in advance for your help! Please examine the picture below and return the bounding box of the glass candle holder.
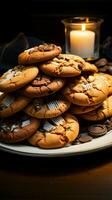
[62,17,104,61]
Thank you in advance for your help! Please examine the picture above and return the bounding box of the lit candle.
[70,24,95,58]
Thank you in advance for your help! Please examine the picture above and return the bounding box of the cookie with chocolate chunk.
[0,113,40,143]
[18,43,62,65]
[28,113,79,149]
[19,73,65,98]
[0,65,39,92]
[39,54,98,77]
[0,94,31,117]
[63,74,108,106]
[24,95,71,118]
[81,95,112,121]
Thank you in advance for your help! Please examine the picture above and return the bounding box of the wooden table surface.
[0,147,112,200]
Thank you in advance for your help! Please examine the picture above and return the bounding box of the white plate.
[0,130,112,157]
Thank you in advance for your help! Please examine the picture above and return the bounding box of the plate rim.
[0,130,112,157]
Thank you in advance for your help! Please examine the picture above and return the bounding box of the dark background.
[0,0,112,45]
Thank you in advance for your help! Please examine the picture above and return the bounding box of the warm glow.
[82,24,86,31]
[86,17,89,23]
[70,19,95,58]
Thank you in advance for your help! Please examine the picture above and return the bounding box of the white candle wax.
[70,29,95,58]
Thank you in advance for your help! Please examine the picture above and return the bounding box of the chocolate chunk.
[38,43,55,51]
[26,47,38,54]
[79,134,93,143]
[95,58,108,67]
[0,113,31,133]
[88,124,107,137]
[26,44,55,54]
[32,76,51,86]
[33,99,42,111]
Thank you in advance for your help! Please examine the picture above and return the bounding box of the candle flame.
[82,24,86,31]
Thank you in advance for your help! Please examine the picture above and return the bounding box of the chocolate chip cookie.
[0,113,40,143]
[63,74,108,106]
[24,95,71,118]
[39,54,98,77]
[0,94,31,117]
[0,65,39,92]
[19,73,65,98]
[28,113,79,149]
[18,43,62,64]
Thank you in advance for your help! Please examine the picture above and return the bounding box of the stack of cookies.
[0,43,112,149]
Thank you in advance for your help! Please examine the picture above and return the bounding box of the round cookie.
[39,54,98,77]
[28,113,79,149]
[0,65,39,92]
[63,74,108,106]
[81,95,112,121]
[24,95,71,118]
[18,43,62,65]
[39,54,84,77]
[19,73,65,98]
[70,103,102,115]
[0,94,31,117]
[0,113,40,143]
